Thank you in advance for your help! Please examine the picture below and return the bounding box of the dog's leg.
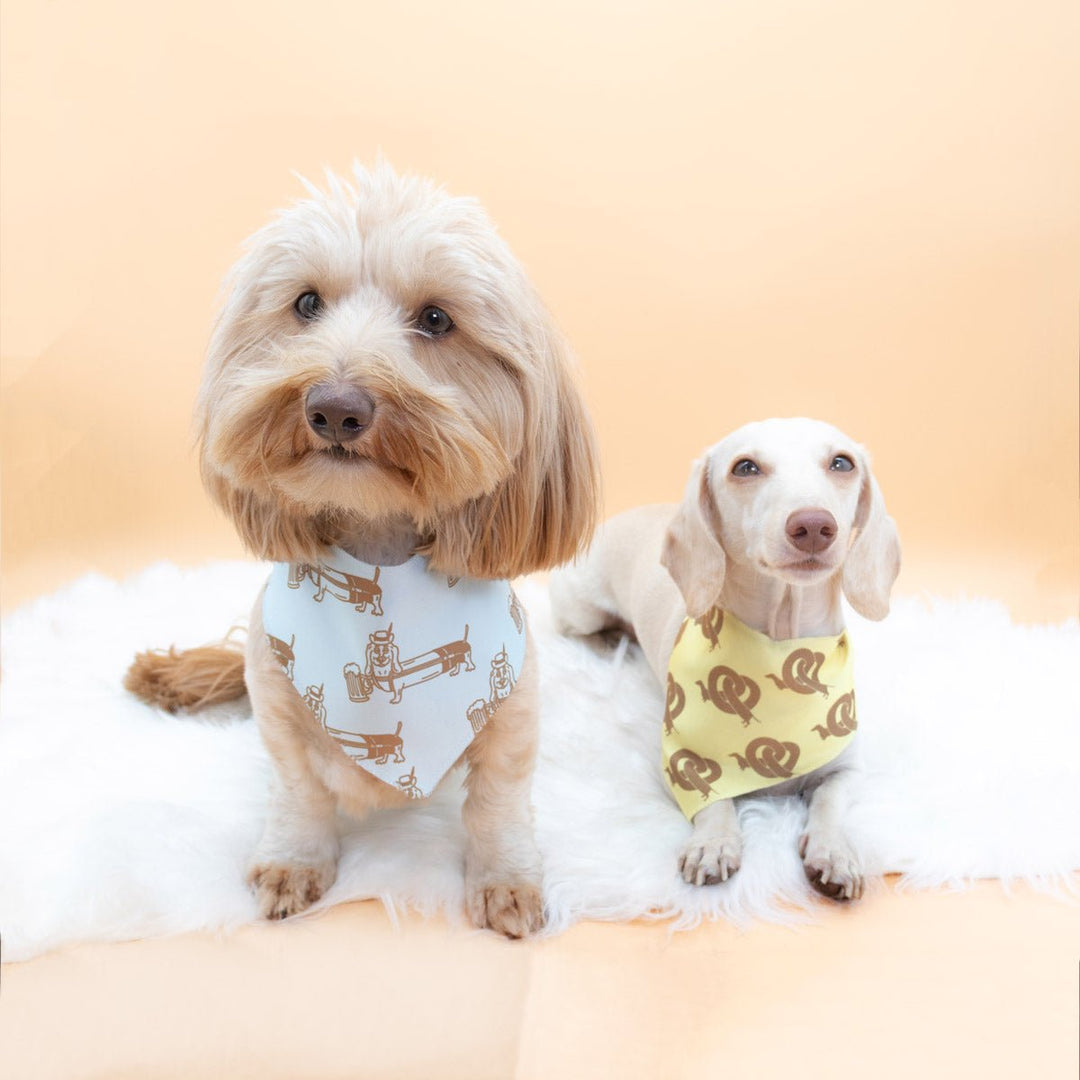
[248,760,340,920]
[548,559,622,638]
[800,769,864,901]
[462,634,544,939]
[678,799,742,886]
[246,602,341,920]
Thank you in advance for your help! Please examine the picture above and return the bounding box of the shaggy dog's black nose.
[305,383,376,444]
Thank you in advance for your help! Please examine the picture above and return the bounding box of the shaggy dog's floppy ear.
[200,471,333,564]
[661,457,726,618]
[424,298,601,580]
[841,460,901,620]
[195,255,336,565]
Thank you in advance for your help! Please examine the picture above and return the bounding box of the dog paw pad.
[800,836,864,902]
[678,837,741,887]
[247,862,335,920]
[467,882,545,939]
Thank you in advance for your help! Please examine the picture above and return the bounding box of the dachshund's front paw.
[799,833,864,901]
[678,834,742,886]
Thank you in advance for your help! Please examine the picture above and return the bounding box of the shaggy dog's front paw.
[466,881,545,939]
[678,834,742,886]
[799,833,864,901]
[247,861,337,920]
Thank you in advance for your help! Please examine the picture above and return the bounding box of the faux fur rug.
[1,562,1077,962]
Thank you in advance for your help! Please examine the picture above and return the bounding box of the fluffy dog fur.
[549,418,900,900]
[126,163,599,938]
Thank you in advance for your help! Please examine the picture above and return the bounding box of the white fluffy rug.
[1,562,1077,962]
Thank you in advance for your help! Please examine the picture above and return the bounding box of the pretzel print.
[765,648,828,697]
[812,691,858,740]
[732,736,801,778]
[666,749,723,801]
[694,608,724,651]
[696,665,761,725]
[664,673,686,734]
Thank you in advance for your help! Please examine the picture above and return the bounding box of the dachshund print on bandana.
[662,609,855,819]
[263,549,527,798]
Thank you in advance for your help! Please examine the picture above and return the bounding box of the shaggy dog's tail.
[125,635,247,713]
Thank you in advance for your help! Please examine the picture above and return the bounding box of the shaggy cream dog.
[550,418,900,901]
[127,163,599,938]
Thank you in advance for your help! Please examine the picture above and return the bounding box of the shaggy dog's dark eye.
[731,459,761,477]
[418,305,454,336]
[830,455,855,472]
[294,292,323,320]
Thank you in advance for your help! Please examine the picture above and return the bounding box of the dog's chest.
[662,610,857,817]
[263,550,527,799]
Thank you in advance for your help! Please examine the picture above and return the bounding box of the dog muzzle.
[262,549,527,799]
[662,608,856,819]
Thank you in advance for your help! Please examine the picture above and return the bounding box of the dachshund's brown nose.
[305,384,375,444]
[786,509,837,554]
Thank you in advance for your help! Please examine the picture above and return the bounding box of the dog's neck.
[332,515,422,567]
[719,560,844,641]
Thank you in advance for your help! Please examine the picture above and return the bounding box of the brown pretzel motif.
[765,648,828,697]
[696,666,761,726]
[666,749,723,800]
[694,608,724,651]
[812,691,858,740]
[664,674,686,734]
[732,737,801,778]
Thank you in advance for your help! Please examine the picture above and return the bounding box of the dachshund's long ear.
[841,462,901,620]
[425,296,601,579]
[661,457,726,618]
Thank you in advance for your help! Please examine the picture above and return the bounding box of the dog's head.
[198,163,599,577]
[662,417,901,620]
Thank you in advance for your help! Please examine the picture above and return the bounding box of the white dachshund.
[550,418,900,900]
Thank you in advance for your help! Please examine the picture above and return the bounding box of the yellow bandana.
[662,609,856,819]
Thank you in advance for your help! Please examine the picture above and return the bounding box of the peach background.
[1,0,1077,1076]
[2,0,1077,619]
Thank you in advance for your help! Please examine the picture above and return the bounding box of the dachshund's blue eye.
[830,455,855,472]
[418,305,454,335]
[294,292,323,320]
[731,459,761,477]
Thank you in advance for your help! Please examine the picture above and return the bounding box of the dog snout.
[305,383,376,444]
[785,509,837,555]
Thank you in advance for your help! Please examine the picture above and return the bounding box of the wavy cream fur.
[198,163,598,574]
[4,566,1078,961]
[134,163,599,937]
